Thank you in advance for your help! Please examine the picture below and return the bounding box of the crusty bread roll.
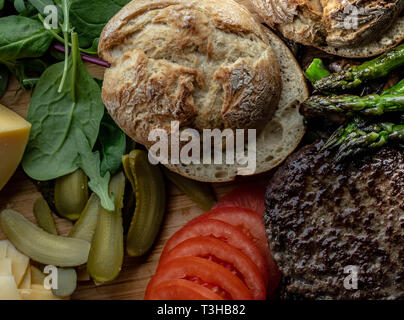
[240,0,404,58]
[99,0,281,147]
[99,0,308,182]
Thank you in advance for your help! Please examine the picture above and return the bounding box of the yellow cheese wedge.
[0,241,7,259]
[0,275,22,300]
[3,240,29,286]
[0,258,12,276]
[0,104,31,190]
[18,263,31,289]
[19,288,63,300]
[30,265,46,286]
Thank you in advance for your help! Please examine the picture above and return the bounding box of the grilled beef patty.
[264,141,404,299]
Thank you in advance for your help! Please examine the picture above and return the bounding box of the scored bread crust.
[240,0,404,58]
[165,29,308,182]
[99,0,282,150]
[99,0,308,182]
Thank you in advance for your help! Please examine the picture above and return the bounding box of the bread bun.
[99,0,308,182]
[165,29,308,182]
[240,0,404,58]
[99,0,281,149]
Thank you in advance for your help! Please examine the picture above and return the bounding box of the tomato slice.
[191,207,281,294]
[161,219,269,285]
[160,236,266,300]
[145,279,224,300]
[214,184,266,215]
[147,256,253,300]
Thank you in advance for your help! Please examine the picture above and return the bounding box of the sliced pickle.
[54,169,89,221]
[0,209,90,267]
[68,193,101,243]
[163,167,216,211]
[33,198,58,235]
[87,172,125,284]
[125,150,166,257]
[52,267,77,297]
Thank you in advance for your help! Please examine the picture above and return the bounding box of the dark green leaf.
[0,0,5,10]
[22,33,114,210]
[0,15,53,64]
[69,0,130,48]
[0,64,9,99]
[28,0,55,15]
[14,0,26,12]
[98,113,126,176]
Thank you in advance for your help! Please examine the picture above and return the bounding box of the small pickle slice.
[0,209,90,267]
[87,172,125,284]
[52,267,77,297]
[125,150,166,257]
[68,193,101,243]
[163,167,216,211]
[54,169,89,221]
[33,197,58,235]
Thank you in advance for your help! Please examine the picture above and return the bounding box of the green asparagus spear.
[314,43,404,92]
[382,79,404,95]
[323,118,404,162]
[303,93,404,116]
[305,58,331,83]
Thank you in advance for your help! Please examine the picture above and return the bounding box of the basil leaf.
[22,33,114,210]
[98,113,126,177]
[69,0,130,48]
[0,64,9,99]
[0,16,53,64]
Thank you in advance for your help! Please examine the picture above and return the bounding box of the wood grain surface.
[0,64,271,300]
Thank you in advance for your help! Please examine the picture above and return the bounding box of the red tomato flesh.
[192,207,281,294]
[161,219,269,285]
[214,184,266,215]
[145,279,224,300]
[160,236,266,300]
[147,257,253,300]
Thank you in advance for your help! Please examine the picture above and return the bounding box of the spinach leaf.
[28,0,55,15]
[0,64,8,99]
[0,15,53,64]
[14,0,26,12]
[7,58,48,88]
[69,0,130,48]
[98,113,126,177]
[93,78,126,176]
[23,32,114,210]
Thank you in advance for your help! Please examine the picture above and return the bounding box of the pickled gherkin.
[87,172,125,284]
[68,193,101,243]
[0,209,90,267]
[123,150,166,257]
[54,169,89,221]
[163,167,216,211]
[33,197,58,234]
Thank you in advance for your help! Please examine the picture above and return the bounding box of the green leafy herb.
[0,64,9,99]
[98,113,126,177]
[0,15,53,64]
[28,0,56,15]
[69,0,130,48]
[22,32,114,210]
[57,0,71,92]
[14,0,27,13]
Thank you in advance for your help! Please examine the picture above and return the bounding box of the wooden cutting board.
[0,64,270,300]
